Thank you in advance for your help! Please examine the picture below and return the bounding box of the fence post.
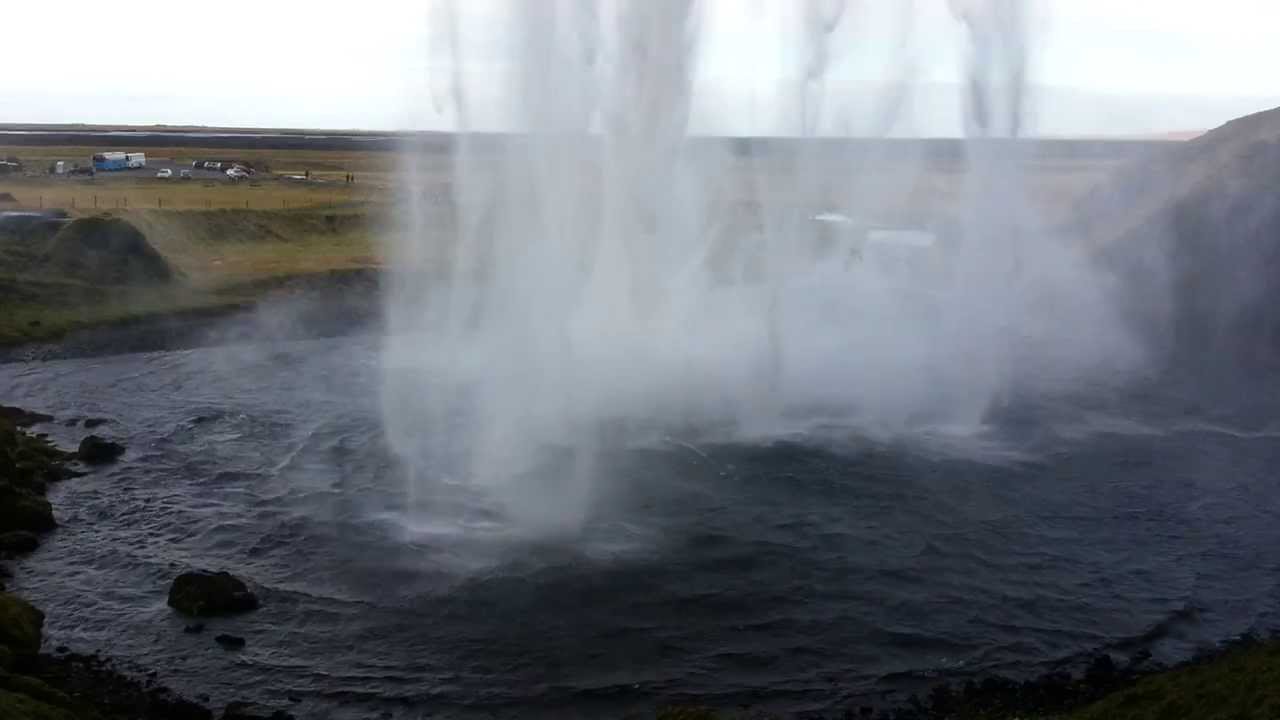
[93,195,97,209]
[124,196,128,209]
[158,197,163,209]
[71,197,76,209]
[38,196,42,209]
[245,199,249,209]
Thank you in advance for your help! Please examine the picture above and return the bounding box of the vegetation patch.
[42,217,173,286]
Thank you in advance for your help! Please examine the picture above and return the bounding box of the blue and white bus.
[92,152,128,171]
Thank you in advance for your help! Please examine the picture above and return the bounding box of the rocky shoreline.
[1,402,1277,719]
[0,405,293,720]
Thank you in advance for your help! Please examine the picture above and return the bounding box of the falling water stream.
[382,1,1138,535]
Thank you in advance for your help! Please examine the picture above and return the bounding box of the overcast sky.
[3,1,1278,136]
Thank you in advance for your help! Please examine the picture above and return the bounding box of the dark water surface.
[4,336,1280,719]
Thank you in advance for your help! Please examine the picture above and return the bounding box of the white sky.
[2,0,1278,136]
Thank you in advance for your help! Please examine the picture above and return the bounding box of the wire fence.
[4,190,375,212]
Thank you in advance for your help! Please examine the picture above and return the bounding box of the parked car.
[226,167,250,180]
[156,168,173,179]
[179,169,192,180]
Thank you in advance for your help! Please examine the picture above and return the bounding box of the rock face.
[77,435,125,464]
[167,571,260,617]
[0,592,45,658]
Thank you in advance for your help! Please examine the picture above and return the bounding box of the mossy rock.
[75,436,125,465]
[1068,639,1280,720]
[0,673,76,715]
[0,593,43,657]
[167,571,259,617]
[0,418,71,499]
[0,485,54,535]
[0,688,79,720]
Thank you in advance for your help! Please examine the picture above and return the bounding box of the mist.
[381,1,1144,537]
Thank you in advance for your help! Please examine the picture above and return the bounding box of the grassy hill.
[0,207,380,345]
[1082,104,1280,379]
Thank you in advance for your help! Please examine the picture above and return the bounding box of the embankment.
[0,206,383,354]
[1086,104,1280,388]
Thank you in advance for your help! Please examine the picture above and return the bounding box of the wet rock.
[1086,653,1118,682]
[77,435,126,464]
[54,645,68,654]
[0,406,53,427]
[82,418,109,429]
[44,464,87,482]
[214,634,246,650]
[168,570,260,617]
[222,700,295,719]
[0,531,40,554]
[0,591,44,657]
[0,484,56,534]
[183,623,206,634]
[222,700,295,720]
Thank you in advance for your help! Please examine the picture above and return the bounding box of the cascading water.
[382,0,1140,537]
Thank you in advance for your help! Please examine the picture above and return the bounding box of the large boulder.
[0,592,44,657]
[77,435,125,465]
[167,571,259,617]
[42,216,174,286]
